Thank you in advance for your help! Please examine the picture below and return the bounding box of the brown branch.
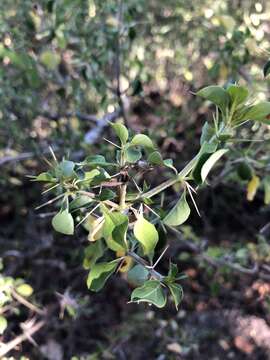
[0,319,45,358]
[11,289,45,316]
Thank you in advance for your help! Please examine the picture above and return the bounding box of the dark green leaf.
[97,188,116,201]
[147,151,163,165]
[263,60,270,78]
[227,84,248,107]
[237,162,253,181]
[83,241,104,270]
[90,168,111,186]
[192,142,218,184]
[167,283,183,310]
[131,280,167,308]
[197,85,230,114]
[127,264,149,286]
[87,260,119,292]
[241,102,270,123]
[200,122,215,145]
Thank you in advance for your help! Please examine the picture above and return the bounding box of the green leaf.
[241,102,270,123]
[83,169,101,183]
[163,191,190,227]
[85,155,113,167]
[97,188,116,201]
[83,241,104,270]
[237,162,253,181]
[147,151,163,165]
[111,123,129,145]
[201,149,228,182]
[102,208,128,251]
[131,134,154,149]
[52,209,74,235]
[125,147,142,163]
[163,159,177,174]
[167,283,183,310]
[69,195,93,210]
[127,264,149,286]
[35,172,56,182]
[200,122,215,145]
[87,261,119,292]
[90,168,111,186]
[192,141,218,184]
[40,50,61,70]
[131,280,167,308]
[133,215,159,255]
[167,262,178,280]
[227,84,248,107]
[196,85,230,114]
[16,284,33,297]
[263,60,270,78]
[56,160,75,178]
[0,316,7,335]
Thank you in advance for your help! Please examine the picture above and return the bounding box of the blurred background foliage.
[1,0,270,359]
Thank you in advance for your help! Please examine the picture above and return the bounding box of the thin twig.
[0,320,45,358]
[11,289,45,316]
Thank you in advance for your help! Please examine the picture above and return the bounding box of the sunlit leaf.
[87,215,104,242]
[16,284,33,297]
[133,215,159,255]
[111,123,129,145]
[201,149,228,182]
[52,209,74,235]
[102,208,128,251]
[0,316,7,335]
[263,177,270,205]
[163,191,190,227]
[131,134,154,149]
[247,175,260,201]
